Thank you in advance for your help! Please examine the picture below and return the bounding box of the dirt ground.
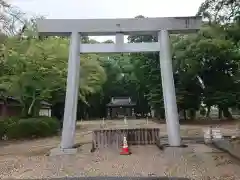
[0,119,240,179]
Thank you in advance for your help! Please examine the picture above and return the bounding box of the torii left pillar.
[50,32,80,155]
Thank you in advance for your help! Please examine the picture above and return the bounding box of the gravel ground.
[0,119,240,180]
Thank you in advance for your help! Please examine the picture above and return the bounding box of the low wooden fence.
[91,128,160,151]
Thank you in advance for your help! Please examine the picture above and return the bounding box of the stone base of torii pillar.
[49,147,78,156]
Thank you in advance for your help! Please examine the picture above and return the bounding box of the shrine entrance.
[37,16,201,153]
[106,97,136,119]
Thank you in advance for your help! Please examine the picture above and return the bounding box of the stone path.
[1,144,240,179]
[0,119,239,179]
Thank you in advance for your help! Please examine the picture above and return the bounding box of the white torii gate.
[37,16,201,154]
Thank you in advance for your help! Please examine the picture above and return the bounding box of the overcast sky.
[10,0,205,42]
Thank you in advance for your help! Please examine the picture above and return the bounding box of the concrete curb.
[160,136,205,144]
[212,139,240,161]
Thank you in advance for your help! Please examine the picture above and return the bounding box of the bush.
[0,117,20,139]
[0,120,6,138]
[38,116,60,133]
[5,122,20,139]
[1,116,60,140]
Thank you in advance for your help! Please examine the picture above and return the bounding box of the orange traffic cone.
[120,135,131,155]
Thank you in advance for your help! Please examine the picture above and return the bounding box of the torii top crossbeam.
[36,16,202,53]
[36,16,202,36]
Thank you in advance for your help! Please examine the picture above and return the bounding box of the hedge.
[0,116,60,140]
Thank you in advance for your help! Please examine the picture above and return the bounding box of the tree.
[180,27,240,119]
[1,0,240,121]
[0,0,27,36]
[197,0,240,24]
[0,37,106,117]
[127,16,163,117]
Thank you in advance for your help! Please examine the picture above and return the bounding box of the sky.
[10,0,205,42]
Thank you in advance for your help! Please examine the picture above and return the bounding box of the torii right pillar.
[159,30,181,146]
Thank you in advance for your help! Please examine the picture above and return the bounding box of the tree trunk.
[159,108,165,119]
[183,109,187,121]
[206,106,211,117]
[1,104,7,118]
[223,107,233,120]
[218,108,223,119]
[28,98,36,116]
[19,98,26,117]
[189,109,196,120]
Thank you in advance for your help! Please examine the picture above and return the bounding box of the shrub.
[42,117,60,134]
[0,117,20,139]
[2,116,60,140]
[5,122,20,139]
[0,120,6,138]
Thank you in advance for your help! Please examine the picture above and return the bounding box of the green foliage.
[0,120,6,138]
[0,117,20,138]
[0,36,106,117]
[197,0,240,24]
[126,11,240,119]
[1,0,240,121]
[1,116,60,140]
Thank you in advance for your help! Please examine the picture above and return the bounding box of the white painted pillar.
[159,30,181,146]
[115,33,124,44]
[60,32,81,149]
[115,33,124,52]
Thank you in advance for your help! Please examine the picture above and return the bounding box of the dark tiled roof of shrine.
[106,97,136,107]
[0,96,51,107]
